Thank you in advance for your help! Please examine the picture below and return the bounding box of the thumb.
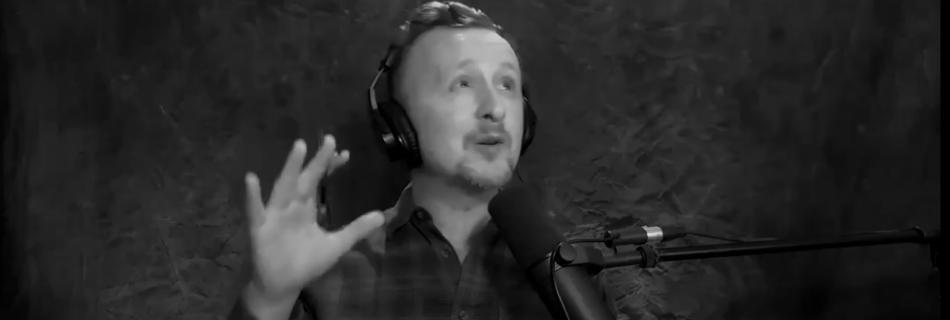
[329,211,386,251]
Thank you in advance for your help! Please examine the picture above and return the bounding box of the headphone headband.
[379,45,400,70]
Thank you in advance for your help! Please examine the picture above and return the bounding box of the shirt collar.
[383,183,500,241]
[384,183,418,235]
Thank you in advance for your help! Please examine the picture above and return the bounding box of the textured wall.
[4,0,940,319]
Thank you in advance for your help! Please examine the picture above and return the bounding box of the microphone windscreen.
[488,186,566,269]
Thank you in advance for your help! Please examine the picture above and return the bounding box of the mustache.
[465,126,512,143]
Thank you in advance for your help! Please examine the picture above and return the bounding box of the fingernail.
[325,135,335,145]
[245,173,258,184]
[294,139,306,151]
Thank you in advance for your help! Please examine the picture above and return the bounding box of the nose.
[476,88,505,123]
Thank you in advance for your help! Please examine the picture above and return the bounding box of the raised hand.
[245,135,385,301]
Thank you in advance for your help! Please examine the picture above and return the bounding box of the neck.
[410,171,498,248]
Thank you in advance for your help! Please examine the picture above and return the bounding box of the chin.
[457,159,513,190]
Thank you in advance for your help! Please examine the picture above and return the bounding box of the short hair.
[388,1,507,101]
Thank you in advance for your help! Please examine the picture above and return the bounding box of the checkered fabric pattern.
[230,186,617,320]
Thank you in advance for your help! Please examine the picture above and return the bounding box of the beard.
[416,139,519,192]
[455,155,516,190]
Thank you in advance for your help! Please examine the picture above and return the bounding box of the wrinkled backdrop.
[3,0,940,319]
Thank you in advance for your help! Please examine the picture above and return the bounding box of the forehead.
[401,27,519,79]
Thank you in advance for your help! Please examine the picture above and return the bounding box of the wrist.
[241,282,300,320]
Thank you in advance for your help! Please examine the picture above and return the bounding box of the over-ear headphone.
[367,45,538,169]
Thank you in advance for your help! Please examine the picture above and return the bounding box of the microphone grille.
[489,186,566,268]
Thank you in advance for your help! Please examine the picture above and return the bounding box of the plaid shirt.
[231,185,618,320]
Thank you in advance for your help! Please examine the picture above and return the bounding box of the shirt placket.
[412,209,484,320]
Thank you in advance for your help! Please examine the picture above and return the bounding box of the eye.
[449,75,475,92]
[500,78,517,91]
[451,77,473,92]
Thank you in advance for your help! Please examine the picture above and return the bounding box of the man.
[230,2,617,319]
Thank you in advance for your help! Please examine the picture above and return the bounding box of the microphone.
[489,186,615,320]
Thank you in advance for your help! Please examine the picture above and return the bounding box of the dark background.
[2,0,941,319]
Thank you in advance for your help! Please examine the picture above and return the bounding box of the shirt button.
[458,310,468,320]
[415,211,425,219]
[440,249,451,258]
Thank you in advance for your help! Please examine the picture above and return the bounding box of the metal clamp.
[637,245,659,268]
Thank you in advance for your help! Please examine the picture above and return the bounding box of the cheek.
[416,111,466,151]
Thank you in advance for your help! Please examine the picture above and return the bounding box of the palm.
[252,205,333,292]
[245,136,383,297]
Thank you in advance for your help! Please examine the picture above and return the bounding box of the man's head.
[390,1,524,191]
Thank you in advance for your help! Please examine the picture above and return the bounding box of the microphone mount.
[553,227,940,276]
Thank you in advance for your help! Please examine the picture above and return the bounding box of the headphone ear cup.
[520,100,537,156]
[520,88,537,156]
[379,101,423,168]
[370,100,403,162]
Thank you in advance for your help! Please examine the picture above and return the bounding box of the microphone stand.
[554,227,940,280]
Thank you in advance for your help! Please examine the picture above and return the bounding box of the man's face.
[399,27,523,190]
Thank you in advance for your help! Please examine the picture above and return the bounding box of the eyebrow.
[455,59,518,73]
